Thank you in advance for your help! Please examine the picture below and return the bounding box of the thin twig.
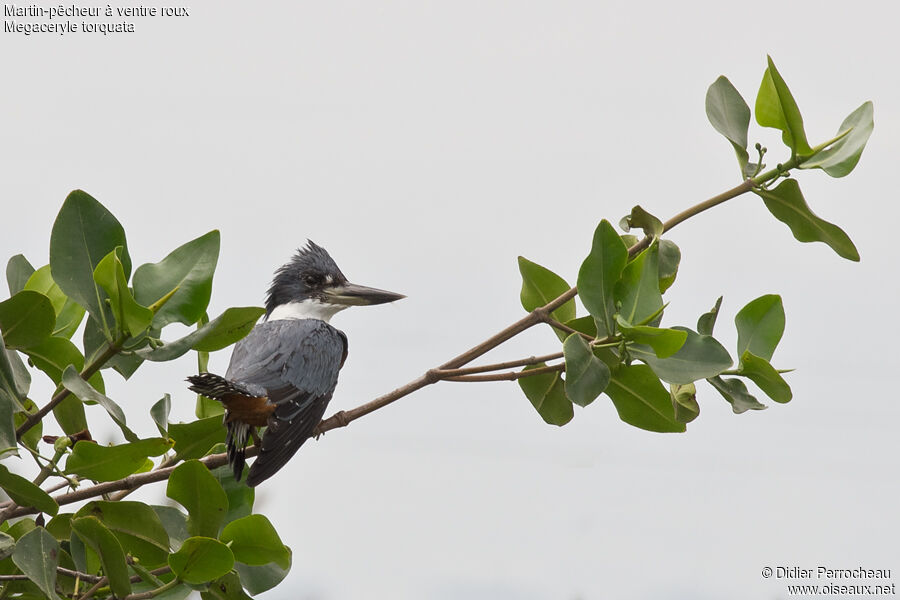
[122,585,176,600]
[78,576,107,600]
[443,363,565,382]
[0,567,106,583]
[628,178,755,256]
[430,352,565,378]
[543,318,593,341]
[44,478,78,494]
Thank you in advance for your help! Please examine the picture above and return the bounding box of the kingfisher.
[187,241,404,486]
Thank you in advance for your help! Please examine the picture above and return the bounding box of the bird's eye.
[303,274,321,286]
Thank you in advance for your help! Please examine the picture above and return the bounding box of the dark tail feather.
[225,421,250,481]
[187,372,253,481]
[187,372,252,400]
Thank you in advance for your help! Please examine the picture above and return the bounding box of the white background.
[2,1,898,598]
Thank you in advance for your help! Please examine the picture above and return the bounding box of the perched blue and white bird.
[187,241,404,486]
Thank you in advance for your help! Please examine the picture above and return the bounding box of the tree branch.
[2,450,250,520]
[5,173,763,522]
[627,178,755,256]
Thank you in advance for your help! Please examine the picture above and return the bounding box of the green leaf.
[755,179,859,261]
[151,394,171,436]
[139,307,265,362]
[233,558,291,595]
[604,364,685,432]
[93,248,153,338]
[11,527,60,600]
[61,365,139,442]
[0,291,55,350]
[735,294,785,363]
[44,514,73,542]
[196,393,224,419]
[618,206,663,239]
[220,515,290,569]
[564,315,597,338]
[630,326,733,385]
[517,257,575,340]
[49,190,130,336]
[738,351,792,403]
[755,56,812,154]
[6,255,35,295]
[2,346,30,405]
[202,572,253,600]
[133,230,221,328]
[55,547,82,597]
[657,240,681,294]
[167,460,228,538]
[22,335,83,385]
[53,394,89,437]
[53,300,86,340]
[74,501,170,567]
[697,296,723,336]
[616,316,687,359]
[708,375,767,414]
[24,265,86,339]
[126,565,173,598]
[13,399,41,455]
[517,364,573,426]
[614,242,662,325]
[620,234,639,248]
[152,506,189,552]
[64,438,172,482]
[23,266,66,315]
[0,348,27,456]
[577,220,628,338]
[7,517,37,539]
[670,383,699,424]
[71,516,132,598]
[67,529,97,576]
[0,531,14,560]
[800,101,874,177]
[168,537,234,585]
[0,464,59,516]
[169,416,226,461]
[211,465,255,526]
[706,75,751,173]
[562,334,610,407]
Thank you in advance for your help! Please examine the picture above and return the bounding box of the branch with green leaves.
[0,56,873,599]
[316,55,872,431]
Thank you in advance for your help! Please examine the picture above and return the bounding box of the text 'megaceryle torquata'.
[187,241,404,486]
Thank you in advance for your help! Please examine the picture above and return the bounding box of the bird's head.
[265,240,405,322]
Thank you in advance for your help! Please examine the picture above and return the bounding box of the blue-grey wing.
[224,319,347,486]
[225,319,346,397]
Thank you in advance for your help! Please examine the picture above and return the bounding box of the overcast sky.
[2,1,898,599]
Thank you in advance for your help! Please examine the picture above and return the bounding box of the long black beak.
[324,283,406,306]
